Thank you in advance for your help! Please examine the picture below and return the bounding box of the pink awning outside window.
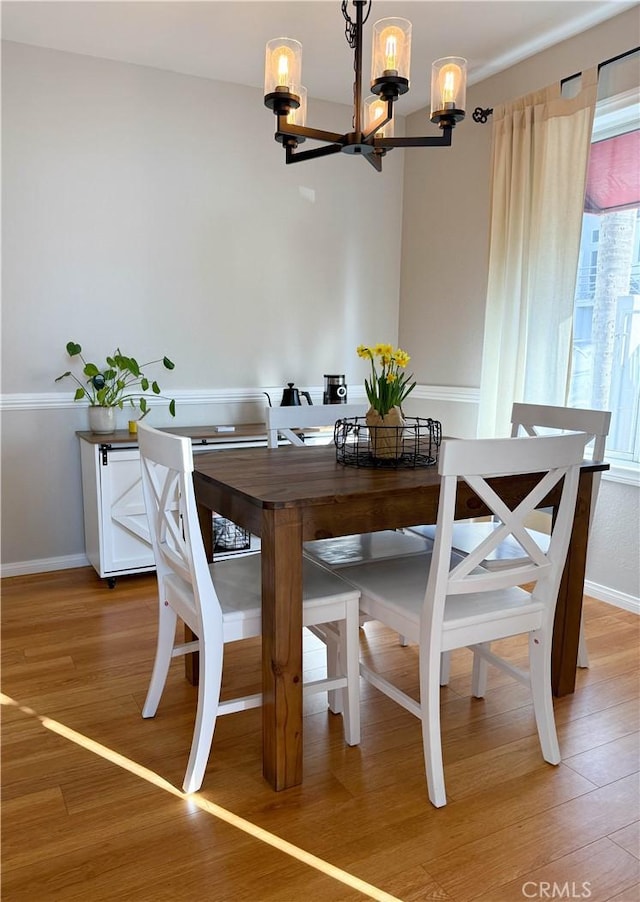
[584,129,640,214]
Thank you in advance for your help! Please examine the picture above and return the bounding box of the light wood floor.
[2,567,639,902]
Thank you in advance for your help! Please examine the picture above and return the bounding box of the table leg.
[552,471,593,697]
[260,507,304,790]
[197,499,215,562]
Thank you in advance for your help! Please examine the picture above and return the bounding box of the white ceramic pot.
[88,406,116,434]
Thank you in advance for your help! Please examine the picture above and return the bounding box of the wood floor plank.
[557,699,639,758]
[2,567,638,902]
[609,823,640,860]
[606,885,640,902]
[564,732,640,786]
[471,837,640,902]
[425,775,640,901]
[554,669,640,723]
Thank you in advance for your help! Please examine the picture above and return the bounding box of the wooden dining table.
[192,442,607,791]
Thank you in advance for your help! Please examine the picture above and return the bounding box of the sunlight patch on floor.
[1,693,401,902]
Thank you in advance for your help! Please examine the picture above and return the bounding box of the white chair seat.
[304,529,433,568]
[304,530,435,654]
[206,552,360,623]
[344,552,544,641]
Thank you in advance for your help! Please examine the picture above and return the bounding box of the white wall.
[1,40,404,568]
[2,41,404,395]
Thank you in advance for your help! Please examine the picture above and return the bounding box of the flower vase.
[88,406,116,434]
[365,406,405,459]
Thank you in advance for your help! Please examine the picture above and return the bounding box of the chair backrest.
[138,422,222,636]
[265,403,368,448]
[425,433,589,628]
[510,402,610,522]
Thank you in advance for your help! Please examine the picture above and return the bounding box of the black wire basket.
[213,516,251,552]
[334,416,442,468]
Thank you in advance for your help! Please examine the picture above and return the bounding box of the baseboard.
[584,579,640,614]
[0,554,89,578]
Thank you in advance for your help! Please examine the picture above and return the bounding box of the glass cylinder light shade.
[264,38,302,96]
[371,18,411,80]
[286,85,307,127]
[364,96,394,138]
[430,57,467,119]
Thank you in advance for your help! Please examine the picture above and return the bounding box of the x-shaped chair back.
[428,432,590,618]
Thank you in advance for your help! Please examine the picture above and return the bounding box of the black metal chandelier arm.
[375,127,453,150]
[285,143,344,165]
[362,116,391,143]
[365,152,383,172]
[275,118,345,144]
[362,98,394,143]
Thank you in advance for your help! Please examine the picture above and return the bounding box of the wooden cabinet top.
[76,423,268,446]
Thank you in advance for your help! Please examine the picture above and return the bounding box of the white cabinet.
[78,425,267,586]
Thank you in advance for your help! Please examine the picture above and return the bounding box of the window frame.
[570,86,640,472]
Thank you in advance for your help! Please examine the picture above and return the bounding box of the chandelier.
[263,0,467,171]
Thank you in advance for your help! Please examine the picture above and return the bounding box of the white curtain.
[477,70,598,437]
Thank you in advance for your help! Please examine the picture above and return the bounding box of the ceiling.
[1,1,637,115]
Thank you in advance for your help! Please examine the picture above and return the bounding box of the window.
[568,88,640,464]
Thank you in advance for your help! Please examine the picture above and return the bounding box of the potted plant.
[55,341,176,434]
[357,343,416,457]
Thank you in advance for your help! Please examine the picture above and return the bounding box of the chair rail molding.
[411,385,480,404]
[0,384,481,411]
[0,389,269,410]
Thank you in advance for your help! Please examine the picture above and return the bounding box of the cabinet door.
[99,448,155,575]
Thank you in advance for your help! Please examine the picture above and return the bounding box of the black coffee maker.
[323,374,347,404]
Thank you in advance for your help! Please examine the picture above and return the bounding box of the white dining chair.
[265,403,434,570]
[265,401,368,449]
[137,422,362,794]
[407,403,610,670]
[337,431,588,807]
[265,402,434,662]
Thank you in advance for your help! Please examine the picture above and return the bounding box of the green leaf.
[58,341,176,416]
[169,399,176,416]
